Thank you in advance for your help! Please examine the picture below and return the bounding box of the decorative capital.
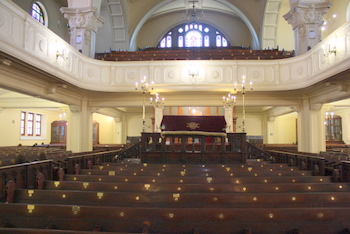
[60,6,106,32]
[69,105,81,113]
[283,2,332,29]
[289,106,300,112]
[90,107,100,114]
[46,84,67,94]
[310,103,323,111]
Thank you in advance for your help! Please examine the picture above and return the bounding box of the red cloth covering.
[161,115,226,133]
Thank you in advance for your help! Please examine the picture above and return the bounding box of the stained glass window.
[178,36,184,47]
[31,3,45,25]
[158,22,229,48]
[185,31,202,47]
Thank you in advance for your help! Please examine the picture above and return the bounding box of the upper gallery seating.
[95,46,295,61]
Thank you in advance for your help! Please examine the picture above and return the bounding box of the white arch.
[130,0,260,50]
[261,0,283,49]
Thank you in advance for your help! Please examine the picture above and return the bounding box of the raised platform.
[141,132,246,164]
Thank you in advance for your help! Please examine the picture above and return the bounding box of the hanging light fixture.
[184,0,204,25]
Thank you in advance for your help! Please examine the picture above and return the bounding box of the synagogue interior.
[1,0,350,233]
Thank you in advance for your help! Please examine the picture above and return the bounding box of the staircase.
[1,159,350,233]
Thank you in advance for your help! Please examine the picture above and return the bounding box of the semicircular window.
[158,23,230,48]
[31,2,47,26]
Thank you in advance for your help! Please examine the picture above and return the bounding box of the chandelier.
[184,0,204,25]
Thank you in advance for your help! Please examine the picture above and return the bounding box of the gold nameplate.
[97,192,103,199]
[83,182,89,188]
[28,190,34,197]
[27,204,35,213]
[108,171,115,176]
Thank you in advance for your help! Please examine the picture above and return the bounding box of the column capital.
[284,2,332,29]
[60,6,105,33]
[310,103,323,111]
[69,105,81,113]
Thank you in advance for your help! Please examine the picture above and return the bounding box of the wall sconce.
[323,44,336,57]
[322,14,337,31]
[57,20,69,29]
[56,50,68,60]
[188,65,199,82]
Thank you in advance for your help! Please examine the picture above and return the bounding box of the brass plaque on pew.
[108,171,116,176]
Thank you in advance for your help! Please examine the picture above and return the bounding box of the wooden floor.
[1,159,350,233]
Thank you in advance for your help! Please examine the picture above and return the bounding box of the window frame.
[31,2,48,27]
[158,22,230,48]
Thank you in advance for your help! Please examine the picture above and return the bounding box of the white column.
[66,99,93,152]
[283,0,332,55]
[60,0,105,58]
[297,99,326,153]
[154,107,164,133]
[224,107,233,133]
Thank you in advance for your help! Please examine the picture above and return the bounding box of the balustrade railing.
[141,132,246,164]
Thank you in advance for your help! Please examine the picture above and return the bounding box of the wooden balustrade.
[0,160,53,202]
[65,150,120,174]
[141,132,246,164]
[95,47,294,61]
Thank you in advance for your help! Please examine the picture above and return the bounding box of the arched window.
[166,36,172,48]
[178,36,184,47]
[204,35,209,47]
[31,2,47,26]
[216,35,222,47]
[158,22,230,48]
[185,31,202,47]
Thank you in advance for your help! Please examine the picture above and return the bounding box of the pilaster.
[284,0,332,55]
[66,99,93,152]
[60,3,105,58]
[297,98,326,153]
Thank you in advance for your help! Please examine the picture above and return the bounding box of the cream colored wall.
[276,1,295,51]
[269,113,297,144]
[127,113,153,137]
[322,0,350,39]
[92,113,116,144]
[0,108,60,146]
[138,12,252,48]
[235,114,263,136]
[336,109,350,145]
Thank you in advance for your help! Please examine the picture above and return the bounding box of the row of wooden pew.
[95,47,295,61]
[1,157,350,233]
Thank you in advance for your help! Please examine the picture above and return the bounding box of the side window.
[20,111,26,136]
[20,112,43,137]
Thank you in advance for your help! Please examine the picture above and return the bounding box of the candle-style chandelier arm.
[225,75,253,133]
[150,93,165,107]
[135,76,154,94]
